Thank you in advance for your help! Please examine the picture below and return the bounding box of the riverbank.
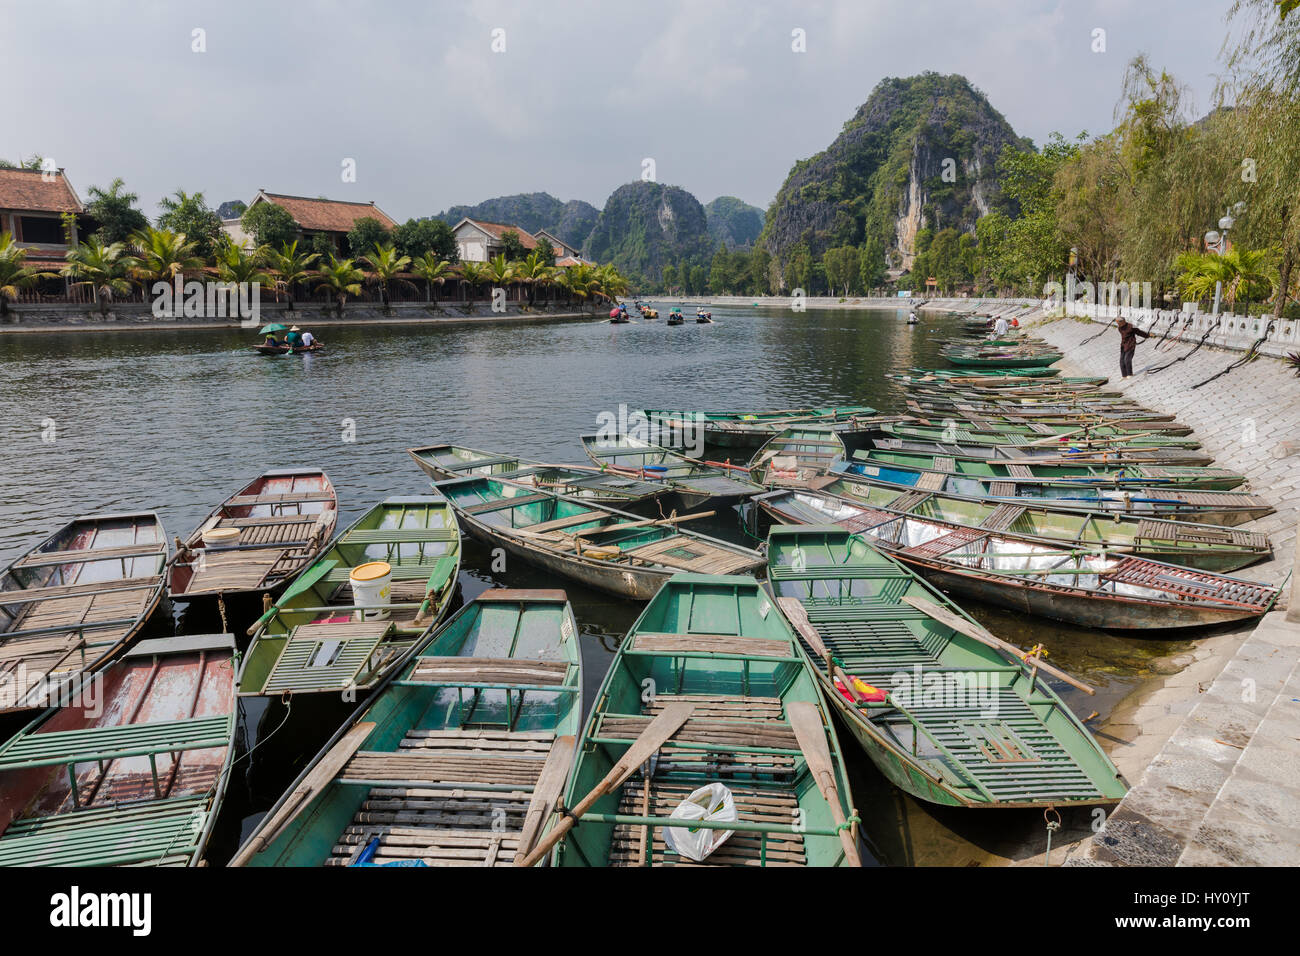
[649,294,1035,312]
[1029,315,1300,867]
[0,300,599,334]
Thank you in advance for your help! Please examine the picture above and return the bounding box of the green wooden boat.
[0,633,238,866]
[856,449,1246,491]
[232,590,582,867]
[871,431,1213,466]
[905,366,1070,380]
[768,480,1270,572]
[550,573,861,867]
[748,425,847,488]
[828,460,1274,526]
[436,476,764,600]
[638,406,876,450]
[766,527,1126,807]
[239,496,461,697]
[880,418,1203,450]
[765,506,1276,630]
[407,442,671,512]
[579,433,762,510]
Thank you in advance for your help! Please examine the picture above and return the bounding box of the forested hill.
[760,72,1027,277]
[434,192,600,249]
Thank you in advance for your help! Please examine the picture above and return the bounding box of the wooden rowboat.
[764,480,1270,572]
[232,590,582,867]
[829,460,1274,526]
[407,443,671,512]
[766,527,1126,808]
[763,498,1276,630]
[0,632,238,865]
[168,468,338,605]
[748,425,847,488]
[436,476,764,600]
[870,434,1214,466]
[0,512,168,715]
[549,573,861,867]
[856,449,1246,491]
[579,433,762,511]
[880,418,1203,450]
[638,406,876,450]
[239,496,461,698]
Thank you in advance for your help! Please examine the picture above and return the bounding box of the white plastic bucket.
[350,561,392,620]
[203,527,241,549]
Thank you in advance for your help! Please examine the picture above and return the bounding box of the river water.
[0,304,1190,865]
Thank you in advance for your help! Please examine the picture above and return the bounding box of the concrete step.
[1069,610,1300,866]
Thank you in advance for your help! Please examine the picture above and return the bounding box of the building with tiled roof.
[451,218,541,262]
[533,229,584,261]
[224,189,400,253]
[0,167,85,267]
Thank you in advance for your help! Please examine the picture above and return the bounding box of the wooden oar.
[514,701,694,867]
[786,702,862,867]
[900,596,1096,696]
[512,735,576,864]
[776,597,864,704]
[229,721,375,866]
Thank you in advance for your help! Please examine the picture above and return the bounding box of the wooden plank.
[512,736,576,862]
[631,633,790,658]
[14,544,165,569]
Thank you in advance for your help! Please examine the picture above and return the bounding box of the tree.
[128,228,203,291]
[362,243,412,310]
[484,253,516,305]
[262,240,319,310]
[316,256,364,314]
[393,218,457,262]
[156,189,225,260]
[858,240,885,293]
[63,237,134,312]
[458,260,488,301]
[242,202,299,248]
[0,231,58,314]
[823,245,858,295]
[1175,248,1275,313]
[85,178,148,244]
[514,250,554,307]
[346,217,391,258]
[662,263,677,293]
[534,238,556,267]
[412,252,453,305]
[499,230,530,262]
[215,242,273,290]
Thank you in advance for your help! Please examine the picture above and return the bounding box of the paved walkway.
[1031,316,1300,867]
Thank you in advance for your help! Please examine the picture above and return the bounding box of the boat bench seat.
[324,555,456,585]
[0,716,231,771]
[227,491,333,507]
[337,750,546,788]
[462,493,552,514]
[0,794,209,867]
[340,529,458,545]
[14,544,165,569]
[401,657,572,689]
[629,633,793,658]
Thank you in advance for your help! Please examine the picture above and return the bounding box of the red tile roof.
[258,191,398,233]
[462,219,539,250]
[0,168,83,214]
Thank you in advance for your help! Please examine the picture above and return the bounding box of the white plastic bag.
[663,782,737,862]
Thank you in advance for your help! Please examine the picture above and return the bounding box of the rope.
[232,695,292,768]
[1043,807,1061,866]
[1152,310,1186,351]
[836,815,862,832]
[217,593,229,635]
[1145,314,1223,374]
[1191,319,1276,389]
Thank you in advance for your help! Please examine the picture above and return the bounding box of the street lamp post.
[1203,203,1246,318]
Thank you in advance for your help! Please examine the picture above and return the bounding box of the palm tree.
[64,237,135,313]
[128,227,203,292]
[262,239,319,309]
[594,264,630,305]
[458,260,487,302]
[215,243,274,289]
[0,232,58,315]
[484,253,515,306]
[317,255,364,314]
[558,263,596,311]
[1175,248,1276,313]
[412,253,452,305]
[362,243,412,311]
[514,251,554,308]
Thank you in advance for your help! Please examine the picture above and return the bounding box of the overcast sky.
[5,0,1239,221]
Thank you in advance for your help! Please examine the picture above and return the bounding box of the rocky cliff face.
[761,73,1026,277]
[435,192,600,250]
[582,182,713,280]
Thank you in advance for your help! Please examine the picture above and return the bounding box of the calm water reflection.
[0,305,1183,865]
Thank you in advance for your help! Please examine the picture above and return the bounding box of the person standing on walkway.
[1116,316,1149,378]
[993,315,1009,337]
